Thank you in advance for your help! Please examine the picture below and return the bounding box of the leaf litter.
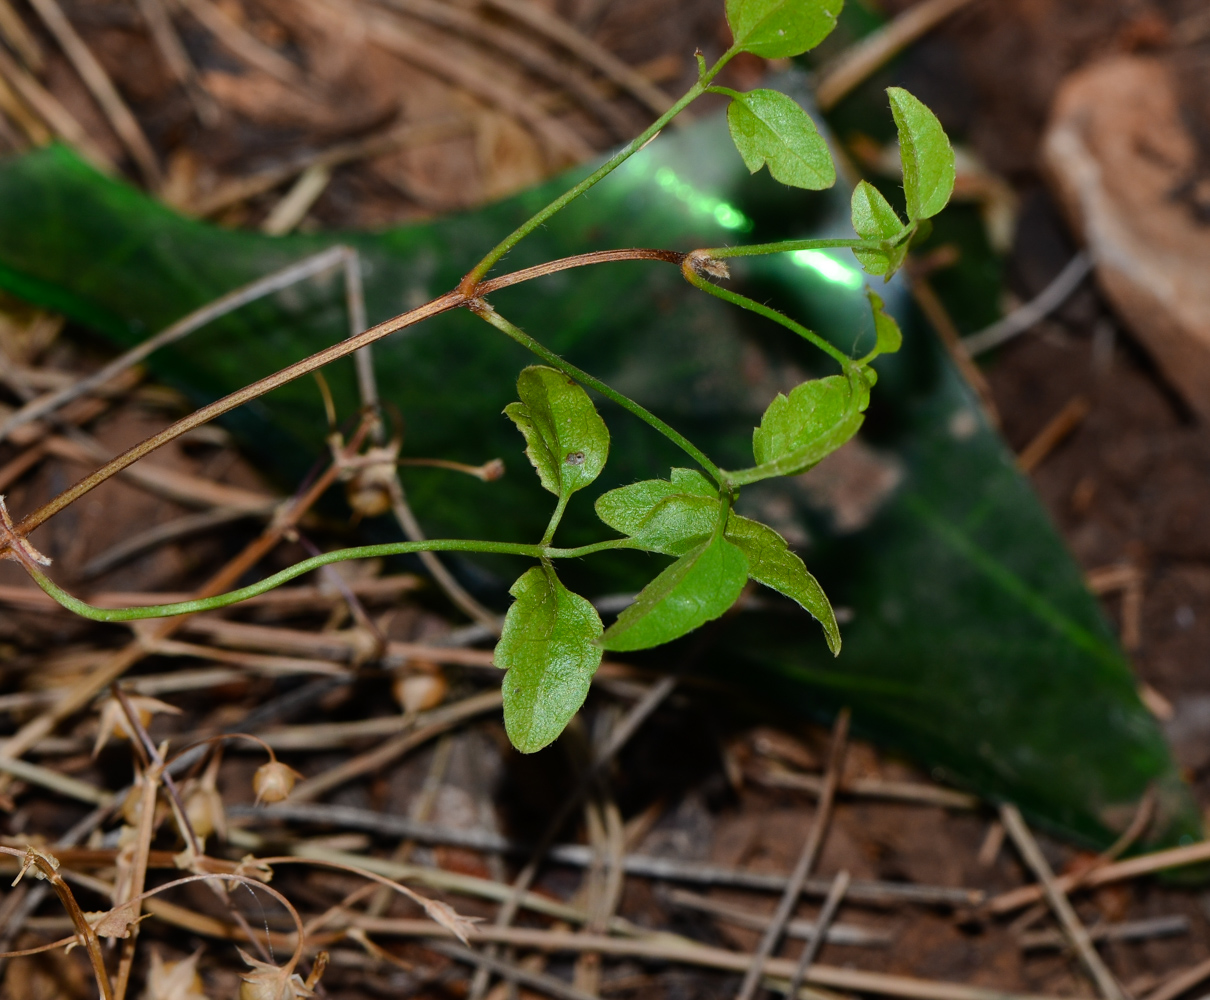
[0,0,1209,997]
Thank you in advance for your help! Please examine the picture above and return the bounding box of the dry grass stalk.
[188,116,469,216]
[24,0,163,187]
[480,0,676,118]
[377,0,633,139]
[736,708,850,1000]
[999,803,1125,1000]
[750,761,979,809]
[1144,955,1210,1000]
[261,163,332,235]
[1017,395,1092,473]
[325,917,1076,1000]
[133,0,220,125]
[815,0,977,111]
[0,0,43,70]
[336,0,593,166]
[787,869,851,999]
[0,416,375,796]
[0,71,49,145]
[0,42,113,169]
[174,0,304,85]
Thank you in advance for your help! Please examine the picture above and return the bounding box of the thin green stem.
[682,266,854,371]
[547,537,643,559]
[541,495,569,546]
[471,301,726,486]
[704,237,876,259]
[460,46,741,291]
[26,537,646,622]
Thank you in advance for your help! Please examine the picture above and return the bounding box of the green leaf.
[850,180,906,277]
[503,365,609,499]
[749,375,866,478]
[725,514,839,654]
[726,0,843,58]
[600,533,748,651]
[866,288,902,357]
[595,468,721,555]
[887,87,955,221]
[726,90,835,191]
[495,564,603,753]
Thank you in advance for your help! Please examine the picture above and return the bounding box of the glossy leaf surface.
[495,565,603,753]
[595,468,719,555]
[888,86,956,221]
[725,0,843,58]
[504,365,608,498]
[750,374,866,477]
[600,533,748,651]
[727,89,835,190]
[725,513,839,654]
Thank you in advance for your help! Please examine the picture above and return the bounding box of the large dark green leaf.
[0,75,1195,849]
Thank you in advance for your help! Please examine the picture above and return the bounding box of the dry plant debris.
[0,0,1209,997]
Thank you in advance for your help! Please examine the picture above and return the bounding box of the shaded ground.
[0,0,1209,996]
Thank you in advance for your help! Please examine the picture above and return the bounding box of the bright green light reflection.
[652,166,752,232]
[791,249,864,290]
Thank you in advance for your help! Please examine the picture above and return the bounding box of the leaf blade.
[887,87,955,221]
[495,565,603,753]
[727,90,835,190]
[725,514,840,654]
[850,180,906,277]
[749,374,867,479]
[505,365,609,499]
[595,468,721,555]
[726,0,843,58]
[600,534,748,651]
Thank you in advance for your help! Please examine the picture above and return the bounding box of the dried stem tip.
[683,249,730,280]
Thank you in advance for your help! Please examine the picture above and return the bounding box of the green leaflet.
[504,365,609,499]
[726,89,835,190]
[888,87,956,222]
[495,564,603,753]
[600,533,748,652]
[748,374,866,479]
[850,180,906,277]
[866,288,903,357]
[595,468,719,555]
[725,0,843,58]
[724,513,840,654]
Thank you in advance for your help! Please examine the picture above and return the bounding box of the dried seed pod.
[344,444,399,519]
[184,783,225,841]
[252,760,302,805]
[393,668,448,713]
[93,694,181,756]
[143,948,210,1000]
[237,950,312,1000]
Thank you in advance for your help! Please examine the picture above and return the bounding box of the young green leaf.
[866,288,902,357]
[750,375,867,478]
[726,90,835,190]
[726,0,843,58]
[504,365,609,499]
[887,87,955,221]
[595,468,721,555]
[600,533,748,652]
[850,180,906,277]
[495,564,604,753]
[725,514,840,654]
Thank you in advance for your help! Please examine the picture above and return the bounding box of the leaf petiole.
[471,301,727,488]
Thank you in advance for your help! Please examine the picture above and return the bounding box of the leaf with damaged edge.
[888,87,955,221]
[727,89,835,190]
[495,564,603,753]
[867,288,902,357]
[725,513,839,654]
[504,365,608,499]
[600,533,748,651]
[726,0,843,58]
